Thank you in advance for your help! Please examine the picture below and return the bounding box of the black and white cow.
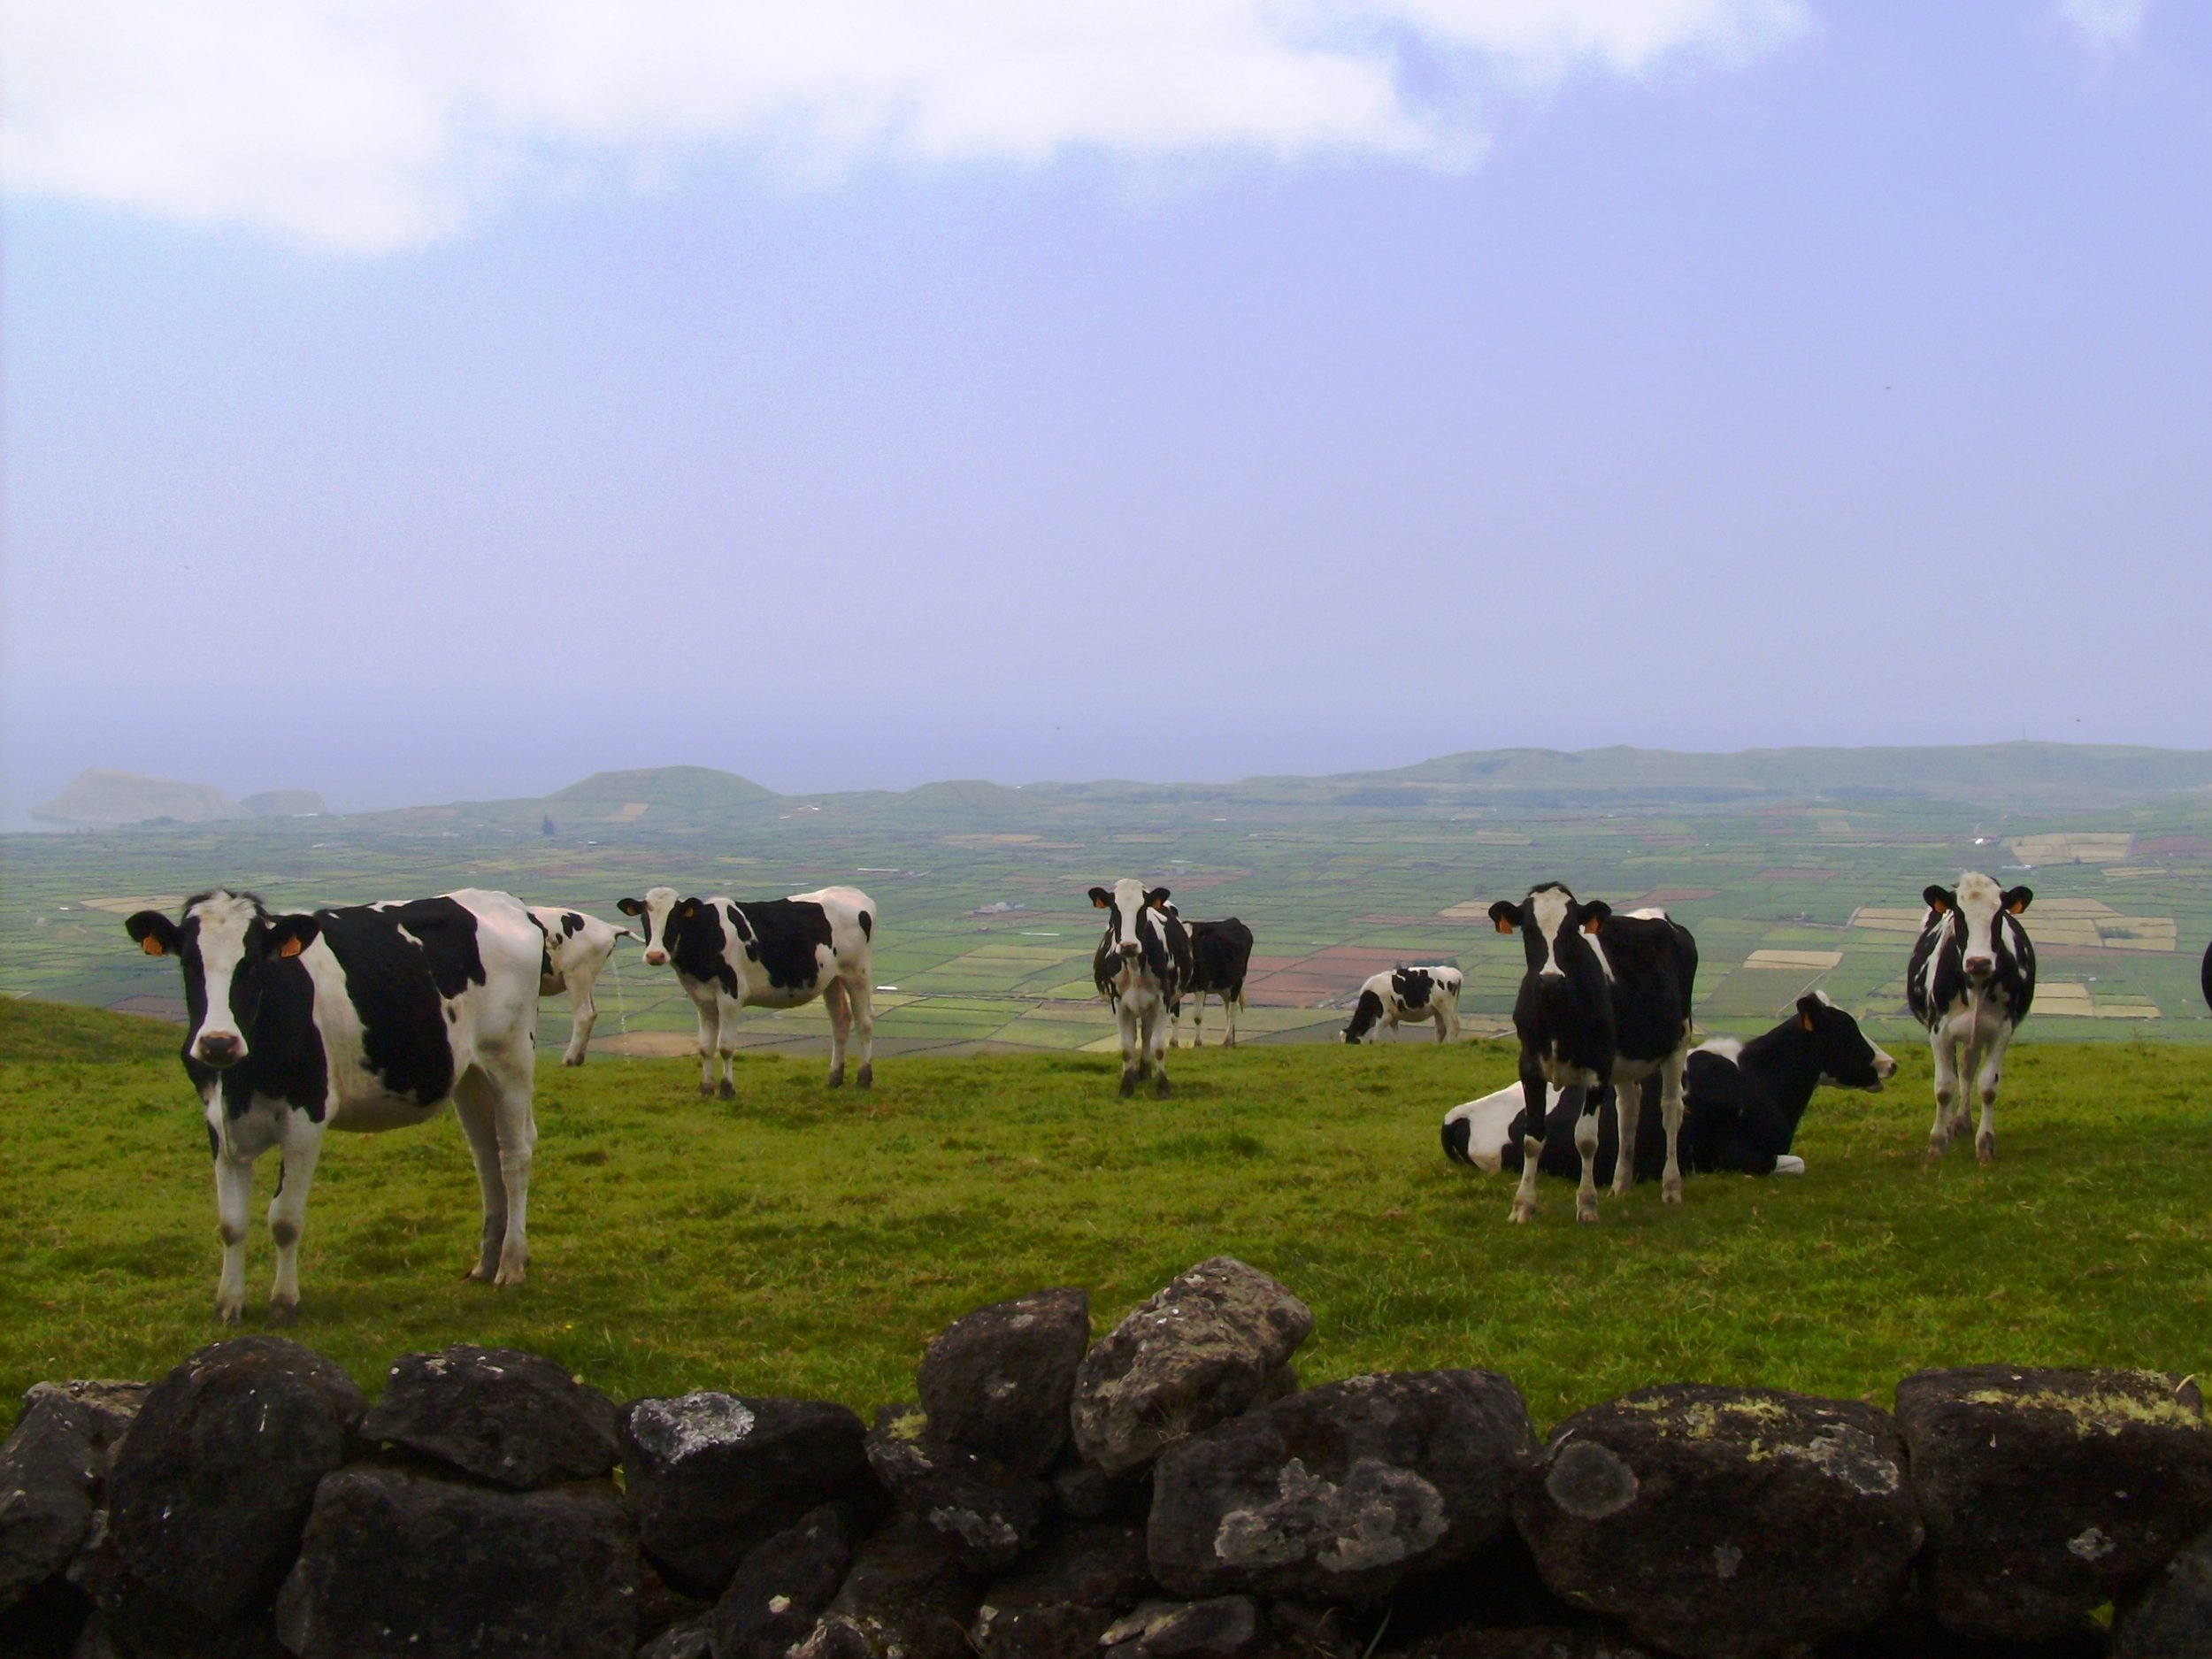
[1339,966,1463,1044]
[125,888,542,1323]
[1445,992,1897,1182]
[1486,885,1699,1223]
[2199,938,2209,1016]
[1173,915,1255,1048]
[1908,872,2034,1164]
[617,885,877,1094]
[1091,879,1191,1096]
[529,906,634,1066]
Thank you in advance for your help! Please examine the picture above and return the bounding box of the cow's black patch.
[860,910,873,941]
[726,900,833,993]
[313,897,485,1105]
[1186,918,1253,1001]
[1441,1114,1472,1165]
[663,901,738,998]
[1343,989,1386,1042]
[561,912,585,937]
[1391,967,1434,1010]
[204,1119,219,1160]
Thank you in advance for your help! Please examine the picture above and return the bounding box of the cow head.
[1488,883,1611,981]
[616,886,694,967]
[1793,992,1897,1090]
[1924,873,2032,985]
[1089,880,1171,962]
[126,891,319,1070]
[1340,987,1385,1043]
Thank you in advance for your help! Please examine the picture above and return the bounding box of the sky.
[4,1,2208,820]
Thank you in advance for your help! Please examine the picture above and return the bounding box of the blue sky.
[4,1,2207,818]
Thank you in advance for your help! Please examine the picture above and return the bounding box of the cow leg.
[561,962,601,1066]
[1145,1000,1172,1098]
[690,990,722,1097]
[1432,1008,1448,1042]
[1509,1064,1549,1223]
[1187,991,1206,1048]
[1972,1021,2013,1164]
[849,974,875,1088]
[265,1117,325,1323]
[212,1148,253,1325]
[1611,1076,1642,1197]
[1224,992,1240,1049]
[452,1076,510,1284]
[716,995,739,1099]
[1574,1089,1605,1224]
[1658,1051,1688,1204]
[460,1063,535,1286]
[1927,1027,1961,1157]
[822,978,851,1087]
[1117,999,1141,1096]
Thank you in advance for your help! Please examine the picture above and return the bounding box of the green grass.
[4,1005,2209,1436]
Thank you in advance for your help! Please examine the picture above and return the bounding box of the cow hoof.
[1576,1203,1601,1225]
[856,1064,873,1089]
[268,1297,299,1326]
[1119,1074,1138,1098]
[1154,1075,1172,1100]
[562,1054,584,1067]
[717,1079,735,1101]
[1662,1182,1683,1205]
[1925,1139,1947,1162]
[1509,1202,1535,1224]
[495,1263,527,1289]
[1976,1135,1996,1165]
[826,1068,845,1089]
[1223,1037,1236,1048]
[698,1082,717,1098]
[216,1299,243,1325]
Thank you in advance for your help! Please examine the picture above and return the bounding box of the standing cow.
[530,906,634,1065]
[1487,885,1699,1224]
[1909,873,2034,1164]
[1091,880,1190,1096]
[1339,966,1463,1043]
[618,885,877,1094]
[1173,915,1255,1048]
[125,888,541,1322]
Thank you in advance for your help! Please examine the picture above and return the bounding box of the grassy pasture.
[3,998,2209,1433]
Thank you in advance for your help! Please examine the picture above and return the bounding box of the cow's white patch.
[1955,872,2005,970]
[1694,1037,1746,1064]
[1530,887,1571,979]
[185,891,260,1057]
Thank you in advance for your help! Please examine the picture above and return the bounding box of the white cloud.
[2056,0,2150,48]
[1,1,1805,254]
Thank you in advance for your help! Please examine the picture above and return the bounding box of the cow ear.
[1797,994,1822,1033]
[1088,887,1112,909]
[1922,886,1954,914]
[2003,886,2034,915]
[616,897,643,917]
[265,915,319,960]
[1580,901,1612,934]
[126,910,180,957]
[677,898,697,918]
[1146,887,1171,909]
[1487,901,1519,934]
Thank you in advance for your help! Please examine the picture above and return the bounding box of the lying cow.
[1091,880,1190,1096]
[1340,966,1462,1043]
[530,906,634,1065]
[1488,885,1698,1223]
[1174,914,1254,1048]
[1909,872,2034,1164]
[126,888,542,1322]
[1443,993,1897,1182]
[618,885,877,1094]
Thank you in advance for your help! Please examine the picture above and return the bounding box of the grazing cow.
[1091,879,1191,1096]
[1487,885,1699,1223]
[1445,992,1897,1181]
[529,906,634,1066]
[1339,966,1463,1044]
[124,888,541,1322]
[1173,915,1255,1048]
[617,886,876,1094]
[2200,939,2210,1015]
[1909,872,2034,1164]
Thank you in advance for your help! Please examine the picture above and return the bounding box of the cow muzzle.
[195,1033,244,1068]
[1118,941,1141,959]
[1874,1053,1899,1079]
[1964,956,1994,980]
[644,949,668,967]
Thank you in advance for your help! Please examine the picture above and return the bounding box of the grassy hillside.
[5,1008,2207,1429]
[0,994,180,1063]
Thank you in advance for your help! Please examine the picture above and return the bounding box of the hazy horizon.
[6,4,2208,826]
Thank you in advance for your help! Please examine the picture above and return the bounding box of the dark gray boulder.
[639,1614,714,1659]
[969,1519,1154,1659]
[2113,1520,2212,1658]
[104,1339,362,1628]
[918,1290,1091,1477]
[1149,1370,1537,1604]
[1050,1463,1148,1523]
[972,1601,1123,1659]
[787,1517,980,1659]
[273,1466,638,1658]
[1896,1366,2212,1644]
[1071,1260,1312,1479]
[1406,1631,1658,1659]
[1512,1384,1923,1659]
[1100,1597,1264,1658]
[708,1502,857,1659]
[619,1393,871,1598]
[2,1382,145,1608]
[866,1405,1049,1573]
[358,1344,619,1490]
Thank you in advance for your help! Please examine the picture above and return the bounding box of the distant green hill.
[545,765,779,823]
[0,997,178,1064]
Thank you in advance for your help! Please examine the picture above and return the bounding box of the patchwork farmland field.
[7,778,2212,1057]
[2,998,2208,1433]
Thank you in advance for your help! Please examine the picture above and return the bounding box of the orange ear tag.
[1494,917,1514,934]
[278,935,305,959]
[141,936,165,956]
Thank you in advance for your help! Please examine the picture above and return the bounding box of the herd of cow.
[115,863,2096,1319]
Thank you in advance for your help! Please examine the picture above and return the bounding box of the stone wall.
[4,1256,2209,1659]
